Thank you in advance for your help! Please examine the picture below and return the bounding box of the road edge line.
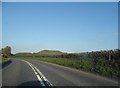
[21,60,52,87]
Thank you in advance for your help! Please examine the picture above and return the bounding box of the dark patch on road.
[16,81,54,88]
[1,60,12,69]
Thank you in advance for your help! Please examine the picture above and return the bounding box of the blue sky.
[2,2,118,53]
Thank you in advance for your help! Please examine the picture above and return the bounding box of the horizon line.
[12,48,118,54]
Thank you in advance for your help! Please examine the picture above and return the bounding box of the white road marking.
[21,60,52,87]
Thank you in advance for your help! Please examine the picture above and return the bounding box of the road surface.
[2,58,118,87]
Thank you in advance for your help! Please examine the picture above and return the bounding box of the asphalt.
[2,59,38,86]
[2,58,118,87]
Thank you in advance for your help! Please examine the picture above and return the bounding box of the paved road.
[2,58,118,87]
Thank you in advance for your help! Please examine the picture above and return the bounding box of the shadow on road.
[17,81,53,88]
[0,60,12,69]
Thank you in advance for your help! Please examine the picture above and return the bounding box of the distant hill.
[35,50,66,56]
[15,52,33,57]
[14,50,67,57]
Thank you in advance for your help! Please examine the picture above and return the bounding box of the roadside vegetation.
[0,46,12,63]
[0,58,2,63]
[1,58,9,63]
[0,57,9,63]
[33,57,93,71]
[1,46,120,80]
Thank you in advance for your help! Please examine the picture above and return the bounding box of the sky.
[2,2,118,54]
[2,0,120,2]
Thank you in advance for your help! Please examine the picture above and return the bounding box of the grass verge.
[33,57,93,71]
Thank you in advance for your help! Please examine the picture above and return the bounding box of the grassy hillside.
[13,50,67,57]
[15,52,33,57]
[35,50,67,56]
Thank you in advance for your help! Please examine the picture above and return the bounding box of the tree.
[2,46,11,57]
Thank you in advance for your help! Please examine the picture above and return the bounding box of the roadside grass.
[0,57,10,63]
[0,58,1,63]
[10,56,32,59]
[1,58,9,63]
[33,57,93,71]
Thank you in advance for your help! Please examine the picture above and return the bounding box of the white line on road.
[21,60,52,87]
